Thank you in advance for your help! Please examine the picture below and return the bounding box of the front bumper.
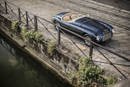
[96,32,113,42]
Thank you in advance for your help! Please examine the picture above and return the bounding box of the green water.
[0,35,72,87]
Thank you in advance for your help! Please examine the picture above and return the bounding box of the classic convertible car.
[52,12,114,44]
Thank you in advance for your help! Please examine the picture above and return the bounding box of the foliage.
[24,29,35,40]
[70,57,117,87]
[106,77,117,86]
[78,57,104,86]
[79,57,91,66]
[21,26,28,39]
[11,20,21,33]
[34,32,43,43]
[47,40,57,56]
[23,29,43,43]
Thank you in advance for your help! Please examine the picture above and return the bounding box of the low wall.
[0,14,79,86]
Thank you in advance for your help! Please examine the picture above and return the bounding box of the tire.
[84,34,92,46]
[54,22,61,31]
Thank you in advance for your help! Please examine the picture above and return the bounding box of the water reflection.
[0,35,72,87]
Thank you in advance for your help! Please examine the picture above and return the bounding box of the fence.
[0,0,130,79]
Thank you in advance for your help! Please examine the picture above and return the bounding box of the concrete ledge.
[0,15,73,86]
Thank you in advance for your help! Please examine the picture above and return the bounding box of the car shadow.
[100,39,119,47]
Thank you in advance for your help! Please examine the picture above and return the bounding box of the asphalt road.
[1,0,130,79]
[93,0,130,11]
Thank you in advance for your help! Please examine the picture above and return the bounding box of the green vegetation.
[106,77,117,85]
[24,29,35,42]
[21,26,43,44]
[11,21,43,44]
[24,29,43,43]
[34,32,43,43]
[70,57,117,87]
[47,40,57,56]
[21,26,28,39]
[11,20,21,33]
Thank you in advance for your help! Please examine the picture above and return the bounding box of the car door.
[69,23,85,35]
[60,19,84,35]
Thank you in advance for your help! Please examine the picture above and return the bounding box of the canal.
[0,35,72,87]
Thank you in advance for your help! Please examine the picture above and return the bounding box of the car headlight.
[96,35,100,41]
[112,29,115,33]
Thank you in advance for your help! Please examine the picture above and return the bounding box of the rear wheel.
[84,34,92,46]
[54,22,61,31]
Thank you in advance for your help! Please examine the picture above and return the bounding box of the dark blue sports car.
[52,12,115,44]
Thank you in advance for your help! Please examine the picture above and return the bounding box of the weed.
[70,57,105,87]
[106,77,117,85]
[23,29,43,43]
[21,25,28,39]
[34,32,43,43]
[11,20,21,33]
[47,40,57,56]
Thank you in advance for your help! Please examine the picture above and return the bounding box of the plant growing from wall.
[47,40,57,56]
[23,29,43,44]
[81,57,104,86]
[11,20,21,33]
[106,77,117,86]
[70,57,117,87]
[34,32,43,43]
[21,26,28,40]
[24,29,35,43]
[20,26,43,51]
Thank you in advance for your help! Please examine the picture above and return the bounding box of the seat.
[71,14,77,19]
[63,16,71,21]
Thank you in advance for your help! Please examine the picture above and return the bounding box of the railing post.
[18,8,21,22]
[34,15,38,30]
[25,11,29,28]
[4,1,8,14]
[89,42,93,58]
[58,28,61,45]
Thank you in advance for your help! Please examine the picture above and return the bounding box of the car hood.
[74,17,110,34]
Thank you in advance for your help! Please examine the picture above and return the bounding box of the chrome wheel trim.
[55,22,60,31]
[84,35,91,46]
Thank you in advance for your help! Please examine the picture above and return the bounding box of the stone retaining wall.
[0,14,79,86]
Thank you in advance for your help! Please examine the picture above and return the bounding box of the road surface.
[1,0,130,79]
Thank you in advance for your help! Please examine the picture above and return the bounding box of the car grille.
[104,29,109,33]
[102,32,112,41]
